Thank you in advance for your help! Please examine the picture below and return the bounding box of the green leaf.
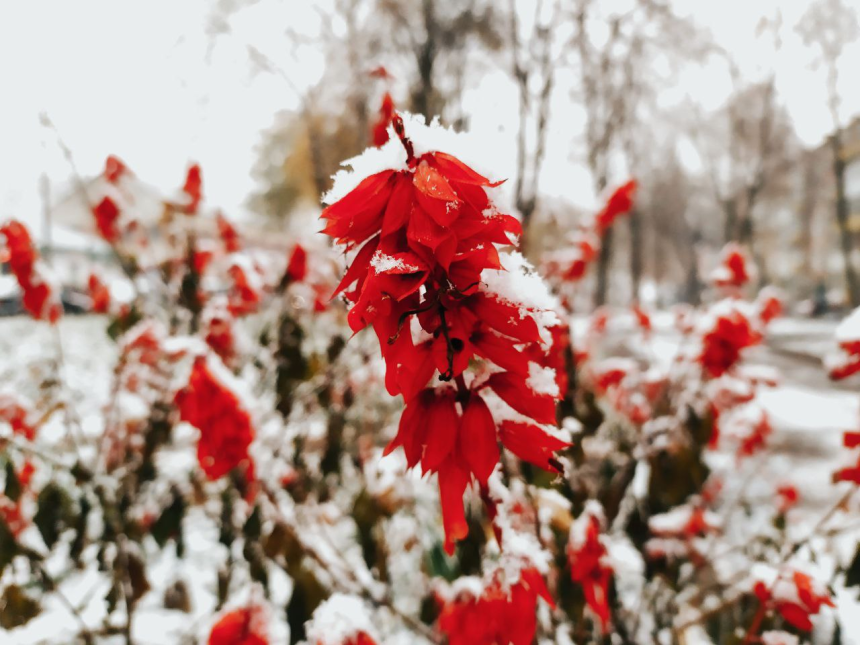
[0,585,41,629]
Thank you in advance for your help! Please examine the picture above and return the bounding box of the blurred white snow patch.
[756,385,858,433]
[305,593,379,645]
[835,306,860,345]
[761,631,799,645]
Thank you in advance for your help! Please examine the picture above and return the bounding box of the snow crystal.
[370,250,421,275]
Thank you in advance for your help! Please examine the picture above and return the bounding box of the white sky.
[1,0,859,237]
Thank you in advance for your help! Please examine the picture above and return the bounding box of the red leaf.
[421,391,459,472]
[331,235,380,300]
[286,244,308,283]
[498,421,569,472]
[459,394,499,483]
[488,372,557,425]
[467,293,541,345]
[471,329,530,375]
[438,459,470,555]
[381,173,414,236]
[431,152,503,187]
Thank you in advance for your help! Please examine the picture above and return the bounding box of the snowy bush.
[0,111,857,645]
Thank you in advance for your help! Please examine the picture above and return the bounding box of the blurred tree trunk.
[508,0,559,244]
[629,208,643,301]
[595,227,613,307]
[798,0,859,302]
[831,131,860,306]
[592,171,610,307]
[411,0,437,118]
[683,229,702,306]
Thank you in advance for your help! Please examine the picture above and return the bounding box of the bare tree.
[693,74,797,285]
[568,0,706,306]
[378,0,503,122]
[506,0,562,239]
[799,0,860,306]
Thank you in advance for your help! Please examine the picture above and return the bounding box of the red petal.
[459,394,499,483]
[331,235,380,299]
[778,603,813,632]
[844,432,860,448]
[431,152,503,187]
[488,372,557,425]
[438,459,470,555]
[466,293,541,345]
[286,244,307,282]
[422,391,460,472]
[385,390,433,467]
[381,173,415,236]
[471,329,530,375]
[406,204,453,251]
[498,421,569,472]
[413,162,461,227]
[321,171,395,245]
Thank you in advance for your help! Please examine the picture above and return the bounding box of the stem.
[392,114,416,167]
[742,599,767,645]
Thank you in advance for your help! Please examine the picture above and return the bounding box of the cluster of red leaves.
[372,92,395,147]
[322,114,568,552]
[93,196,121,243]
[645,504,720,566]
[88,273,111,313]
[0,393,37,440]
[0,220,61,323]
[227,260,264,317]
[589,357,665,425]
[104,155,129,183]
[182,163,203,214]
[736,409,772,458]
[698,306,762,378]
[286,243,308,283]
[544,182,636,283]
[753,570,834,632]
[834,431,860,484]
[217,212,242,253]
[0,460,35,537]
[595,180,637,232]
[776,483,799,514]
[710,242,751,289]
[208,606,268,645]
[203,299,237,367]
[567,507,613,632]
[437,567,553,645]
[176,356,255,481]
